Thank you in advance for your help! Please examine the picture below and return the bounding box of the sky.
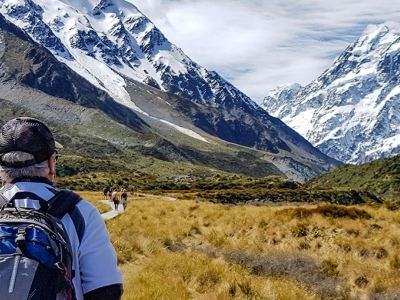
[131,0,400,104]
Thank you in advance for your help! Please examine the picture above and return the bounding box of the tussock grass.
[278,204,372,220]
[80,192,400,299]
[73,190,111,214]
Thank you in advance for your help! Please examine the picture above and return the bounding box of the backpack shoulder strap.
[47,189,86,243]
[47,189,81,218]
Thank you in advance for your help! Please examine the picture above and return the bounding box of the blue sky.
[132,0,400,104]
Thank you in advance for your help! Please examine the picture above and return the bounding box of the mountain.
[0,14,286,180]
[306,154,400,201]
[262,23,400,165]
[0,0,339,181]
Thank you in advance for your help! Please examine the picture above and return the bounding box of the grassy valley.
[68,154,400,299]
[81,190,400,300]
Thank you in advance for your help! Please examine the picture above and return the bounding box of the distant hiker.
[108,189,113,201]
[112,188,120,210]
[103,186,109,199]
[0,117,123,300]
[121,189,128,210]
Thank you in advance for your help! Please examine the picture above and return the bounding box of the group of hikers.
[103,187,128,210]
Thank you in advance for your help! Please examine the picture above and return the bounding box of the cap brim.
[55,141,63,149]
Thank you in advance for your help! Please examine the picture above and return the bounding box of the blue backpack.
[0,188,83,300]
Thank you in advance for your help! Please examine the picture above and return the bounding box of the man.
[103,186,109,200]
[0,117,123,300]
[121,189,128,210]
[112,188,120,210]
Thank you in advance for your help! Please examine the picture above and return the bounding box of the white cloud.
[131,0,400,103]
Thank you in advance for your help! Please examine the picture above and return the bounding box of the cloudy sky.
[131,0,400,104]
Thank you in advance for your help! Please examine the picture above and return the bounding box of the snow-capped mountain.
[0,0,258,111]
[262,23,400,165]
[0,0,340,181]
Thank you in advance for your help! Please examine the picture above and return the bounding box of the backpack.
[0,188,82,300]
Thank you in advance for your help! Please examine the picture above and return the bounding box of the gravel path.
[101,200,124,220]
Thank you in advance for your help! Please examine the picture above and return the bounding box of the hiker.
[103,186,109,199]
[112,188,120,210]
[121,188,128,210]
[0,117,123,300]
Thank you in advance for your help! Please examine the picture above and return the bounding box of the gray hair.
[0,151,50,181]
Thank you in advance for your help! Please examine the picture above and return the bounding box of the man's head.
[0,117,61,181]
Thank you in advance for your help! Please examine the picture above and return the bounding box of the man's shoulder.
[75,199,101,216]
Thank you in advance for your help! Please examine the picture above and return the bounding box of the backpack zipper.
[8,254,20,293]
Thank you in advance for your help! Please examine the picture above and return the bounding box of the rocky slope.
[262,23,400,164]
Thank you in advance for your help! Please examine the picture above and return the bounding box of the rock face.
[0,0,340,181]
[262,23,400,164]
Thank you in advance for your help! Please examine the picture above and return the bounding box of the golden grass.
[73,190,111,214]
[76,192,400,299]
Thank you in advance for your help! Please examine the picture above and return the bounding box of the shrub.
[321,259,339,276]
[197,270,221,292]
[391,255,400,270]
[385,201,400,211]
[279,204,371,220]
[237,280,259,298]
[313,204,371,219]
[373,247,389,259]
[355,276,369,288]
[291,223,309,237]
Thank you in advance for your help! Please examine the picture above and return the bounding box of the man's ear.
[48,155,56,176]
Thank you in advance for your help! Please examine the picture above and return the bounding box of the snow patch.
[159,119,209,143]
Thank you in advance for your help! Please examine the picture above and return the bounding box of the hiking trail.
[101,193,176,220]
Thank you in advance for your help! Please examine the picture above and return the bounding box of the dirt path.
[101,200,124,221]
[130,193,176,201]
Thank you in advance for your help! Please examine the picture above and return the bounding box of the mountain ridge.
[306,154,400,201]
[262,22,400,165]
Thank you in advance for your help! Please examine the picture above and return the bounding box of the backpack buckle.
[55,261,66,271]
[15,227,26,245]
